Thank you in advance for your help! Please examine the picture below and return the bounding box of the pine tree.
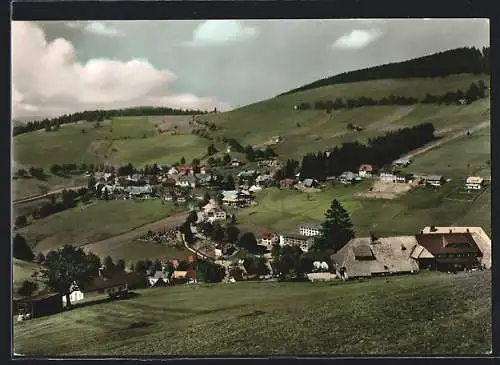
[317,199,354,252]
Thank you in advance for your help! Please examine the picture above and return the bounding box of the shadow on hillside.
[69,291,140,311]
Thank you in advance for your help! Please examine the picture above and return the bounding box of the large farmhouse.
[332,228,489,279]
[331,236,420,279]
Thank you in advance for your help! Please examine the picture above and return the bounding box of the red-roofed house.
[260,231,279,248]
[280,179,297,188]
[359,164,378,178]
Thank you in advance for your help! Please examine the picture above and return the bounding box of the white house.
[299,223,322,237]
[358,164,377,178]
[380,172,397,183]
[62,283,85,307]
[260,232,279,248]
[176,175,197,188]
[168,167,179,175]
[465,176,484,190]
[426,175,445,187]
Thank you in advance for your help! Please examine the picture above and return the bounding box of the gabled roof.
[466,176,484,184]
[359,164,376,172]
[299,222,322,231]
[415,233,481,255]
[426,175,443,181]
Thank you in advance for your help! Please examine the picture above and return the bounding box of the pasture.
[12,117,210,169]
[235,181,491,238]
[17,200,183,253]
[400,126,491,179]
[13,270,491,356]
[84,240,191,267]
[201,74,490,160]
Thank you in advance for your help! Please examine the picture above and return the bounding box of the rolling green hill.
[12,74,489,171]
[14,271,491,356]
[201,74,489,159]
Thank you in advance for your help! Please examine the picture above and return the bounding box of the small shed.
[14,292,63,319]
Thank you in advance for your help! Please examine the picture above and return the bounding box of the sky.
[11,19,489,119]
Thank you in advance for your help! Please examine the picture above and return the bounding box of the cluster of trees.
[295,80,488,112]
[243,145,277,162]
[14,167,47,180]
[280,46,489,96]
[13,107,208,136]
[223,137,244,153]
[13,234,34,261]
[274,159,300,181]
[30,188,89,220]
[299,123,435,180]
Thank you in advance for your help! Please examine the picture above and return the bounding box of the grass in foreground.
[13,271,491,356]
[18,200,182,252]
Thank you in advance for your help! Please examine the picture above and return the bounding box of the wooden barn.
[14,292,62,319]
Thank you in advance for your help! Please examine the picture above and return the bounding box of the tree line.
[280,46,490,96]
[13,106,209,136]
[294,80,488,111]
[299,123,435,180]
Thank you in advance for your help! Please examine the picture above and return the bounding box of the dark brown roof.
[84,269,145,292]
[415,233,481,255]
[353,244,374,259]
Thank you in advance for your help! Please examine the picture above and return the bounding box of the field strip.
[71,212,188,255]
[402,119,490,160]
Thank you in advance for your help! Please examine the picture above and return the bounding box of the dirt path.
[13,185,88,205]
[365,106,417,132]
[81,211,188,256]
[401,119,490,160]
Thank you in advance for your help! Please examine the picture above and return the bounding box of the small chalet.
[393,158,412,167]
[176,175,197,188]
[85,267,146,297]
[168,167,179,175]
[260,231,279,248]
[199,165,209,174]
[358,164,378,178]
[426,175,445,187]
[255,174,275,187]
[148,270,171,287]
[339,171,357,184]
[465,176,484,190]
[270,136,283,144]
[280,178,297,188]
[301,178,319,188]
[231,159,242,167]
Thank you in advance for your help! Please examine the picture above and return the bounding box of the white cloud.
[64,21,125,37]
[183,20,258,47]
[332,29,383,50]
[12,22,229,119]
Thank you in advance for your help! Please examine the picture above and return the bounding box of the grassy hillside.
[13,74,490,171]
[235,182,491,238]
[202,74,490,159]
[13,116,208,170]
[14,271,491,356]
[13,259,48,300]
[17,200,182,253]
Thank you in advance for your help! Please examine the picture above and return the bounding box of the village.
[14,146,491,321]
